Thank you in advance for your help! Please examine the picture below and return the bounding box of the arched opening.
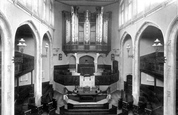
[14,24,36,114]
[42,33,50,82]
[123,34,132,83]
[69,55,76,72]
[139,26,164,114]
[79,55,94,64]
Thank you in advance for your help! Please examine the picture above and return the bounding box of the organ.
[62,6,112,54]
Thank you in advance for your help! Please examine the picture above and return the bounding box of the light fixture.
[14,38,27,63]
[113,49,120,57]
[126,44,133,58]
[17,38,27,53]
[152,38,163,52]
[152,38,166,63]
[41,43,49,57]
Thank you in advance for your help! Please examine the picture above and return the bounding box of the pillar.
[164,38,176,115]
[2,39,14,115]
[133,43,140,105]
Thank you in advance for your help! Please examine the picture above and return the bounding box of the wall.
[104,2,119,63]
[141,72,163,87]
[53,2,70,65]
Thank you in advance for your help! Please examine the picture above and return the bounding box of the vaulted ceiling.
[55,0,119,6]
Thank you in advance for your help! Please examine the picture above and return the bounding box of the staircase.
[60,103,117,115]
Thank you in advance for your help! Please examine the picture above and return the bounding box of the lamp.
[126,44,133,58]
[17,38,27,53]
[15,38,26,63]
[41,43,49,57]
[113,49,120,57]
[152,38,166,63]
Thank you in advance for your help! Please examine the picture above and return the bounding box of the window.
[121,2,124,25]
[119,1,125,26]
[137,0,145,13]
[128,0,132,20]
[125,0,132,22]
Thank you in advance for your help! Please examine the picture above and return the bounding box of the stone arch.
[120,31,133,90]
[17,20,41,105]
[79,55,94,64]
[42,31,53,83]
[134,21,163,105]
[164,18,178,115]
[0,12,14,115]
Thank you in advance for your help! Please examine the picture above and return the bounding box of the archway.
[79,55,94,64]
[139,26,164,114]
[14,21,41,114]
[14,24,36,114]
[120,32,133,91]
[69,55,76,72]
[165,19,178,115]
[42,33,50,82]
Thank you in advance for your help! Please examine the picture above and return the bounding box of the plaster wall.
[53,2,70,65]
[141,72,163,87]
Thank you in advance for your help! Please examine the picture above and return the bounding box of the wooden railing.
[54,65,119,86]
[15,51,34,77]
[140,52,164,80]
[63,43,110,55]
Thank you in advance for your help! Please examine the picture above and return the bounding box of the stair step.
[63,112,116,115]
[67,108,109,112]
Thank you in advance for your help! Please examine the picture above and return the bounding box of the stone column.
[133,42,140,105]
[164,38,176,115]
[34,40,42,106]
[2,38,14,115]
[75,53,78,72]
[1,18,14,115]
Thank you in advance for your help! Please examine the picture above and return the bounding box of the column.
[164,39,176,115]
[34,40,42,106]
[2,39,14,115]
[75,53,78,72]
[133,42,140,105]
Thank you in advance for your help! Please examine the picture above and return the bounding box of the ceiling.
[55,0,119,6]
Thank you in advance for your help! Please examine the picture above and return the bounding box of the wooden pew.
[145,108,152,115]
[23,109,31,115]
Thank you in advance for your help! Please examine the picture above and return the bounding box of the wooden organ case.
[62,6,112,54]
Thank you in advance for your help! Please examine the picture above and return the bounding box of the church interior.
[0,0,178,115]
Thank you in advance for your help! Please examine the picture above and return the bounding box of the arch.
[97,54,105,64]
[79,55,94,64]
[164,18,178,115]
[134,21,163,105]
[42,31,53,83]
[17,20,41,105]
[0,12,14,115]
[120,31,133,90]
[69,55,76,65]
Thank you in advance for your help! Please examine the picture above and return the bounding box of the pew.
[23,109,31,115]
[145,108,152,115]
[43,101,56,115]
[28,104,44,115]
